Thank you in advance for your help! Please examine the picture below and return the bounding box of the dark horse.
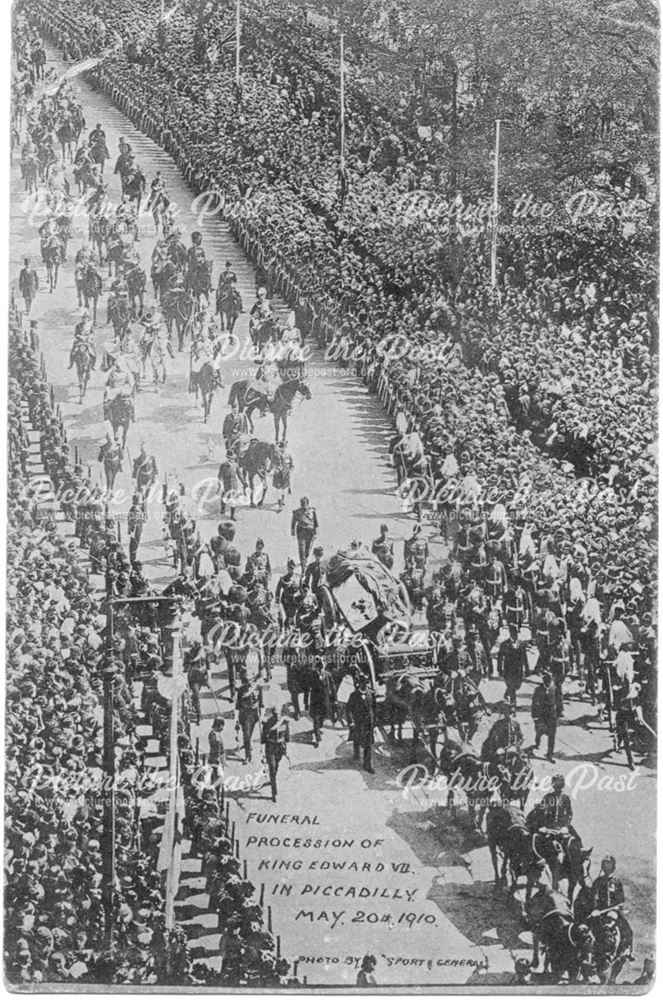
[237,439,279,506]
[573,883,634,984]
[526,887,596,982]
[105,392,134,450]
[78,263,103,325]
[228,377,312,443]
[526,804,593,902]
[486,804,552,900]
[437,737,498,830]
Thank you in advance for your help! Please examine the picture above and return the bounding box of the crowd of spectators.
[6,312,291,986]
[9,0,657,976]
[28,3,650,598]
[6,314,182,984]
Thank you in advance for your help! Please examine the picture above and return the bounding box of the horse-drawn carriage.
[315,546,434,701]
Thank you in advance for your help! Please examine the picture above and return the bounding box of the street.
[9,45,656,987]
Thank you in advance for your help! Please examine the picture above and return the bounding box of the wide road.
[9,44,655,986]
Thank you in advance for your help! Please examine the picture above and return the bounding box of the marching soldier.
[497,625,527,707]
[531,670,559,761]
[261,706,290,803]
[132,441,158,508]
[127,493,145,564]
[291,496,318,569]
[272,440,294,511]
[371,523,394,569]
[404,524,429,576]
[217,449,241,520]
[245,538,272,585]
[235,676,262,764]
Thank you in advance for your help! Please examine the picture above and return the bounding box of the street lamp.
[101,593,183,945]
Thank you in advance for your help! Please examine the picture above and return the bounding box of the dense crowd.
[5,311,293,986]
[8,0,657,983]
[6,315,181,984]
[30,0,650,633]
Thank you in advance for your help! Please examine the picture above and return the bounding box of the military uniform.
[539,789,573,828]
[591,873,625,911]
[531,680,558,759]
[498,636,527,706]
[347,684,377,772]
[291,505,318,567]
[261,714,290,802]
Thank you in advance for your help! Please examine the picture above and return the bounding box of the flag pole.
[490,119,501,287]
[340,32,346,168]
[235,0,241,88]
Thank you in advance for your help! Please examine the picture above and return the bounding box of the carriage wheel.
[318,585,337,633]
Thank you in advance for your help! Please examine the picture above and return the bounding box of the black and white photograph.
[4,0,658,990]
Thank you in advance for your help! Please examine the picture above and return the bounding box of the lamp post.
[102,593,182,945]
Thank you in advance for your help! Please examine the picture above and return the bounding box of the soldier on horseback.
[222,400,250,454]
[68,310,96,370]
[249,285,274,351]
[482,702,524,762]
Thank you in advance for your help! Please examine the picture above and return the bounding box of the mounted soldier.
[68,309,96,370]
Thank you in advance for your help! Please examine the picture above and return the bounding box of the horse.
[89,136,109,176]
[190,362,219,423]
[526,887,596,982]
[216,284,242,333]
[161,285,194,349]
[71,342,94,404]
[70,106,86,147]
[89,211,110,264]
[237,439,278,506]
[125,263,147,319]
[123,170,146,214]
[21,152,39,194]
[230,377,312,443]
[40,234,63,293]
[437,737,496,830]
[186,259,213,306]
[485,804,549,899]
[106,392,134,451]
[105,229,130,278]
[78,264,103,324]
[384,674,447,769]
[491,747,534,811]
[151,256,180,300]
[573,886,633,984]
[108,296,130,345]
[526,805,593,902]
[73,156,96,194]
[249,313,278,358]
[56,118,76,162]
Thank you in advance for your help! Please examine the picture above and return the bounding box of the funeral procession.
[4,0,658,991]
